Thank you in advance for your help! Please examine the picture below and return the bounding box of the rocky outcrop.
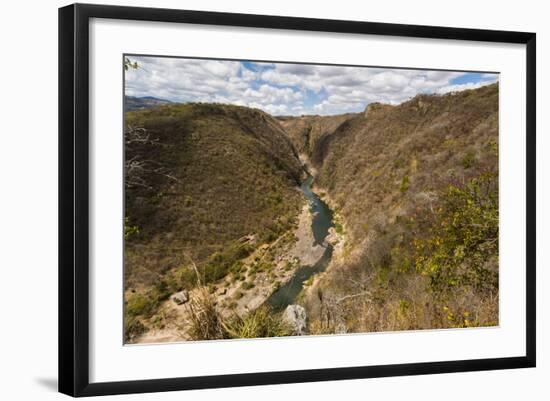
[282,304,307,335]
[172,290,189,305]
[289,205,325,266]
[363,102,394,119]
[324,227,340,246]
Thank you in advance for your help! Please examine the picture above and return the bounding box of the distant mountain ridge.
[125,95,173,112]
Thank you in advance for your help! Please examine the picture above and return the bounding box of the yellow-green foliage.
[224,306,291,339]
[201,241,255,284]
[125,280,173,319]
[186,289,291,341]
[124,216,139,239]
[414,172,498,296]
[334,222,344,235]
[461,152,476,169]
[126,293,154,318]
[400,175,410,193]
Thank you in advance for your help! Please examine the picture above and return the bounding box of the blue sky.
[125,57,498,116]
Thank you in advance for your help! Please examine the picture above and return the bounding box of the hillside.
[123,83,500,342]
[277,114,356,160]
[316,84,498,243]
[124,103,306,341]
[300,83,500,333]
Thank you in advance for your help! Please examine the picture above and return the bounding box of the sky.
[125,56,498,116]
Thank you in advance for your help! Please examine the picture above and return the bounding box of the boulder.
[283,304,307,335]
[324,227,339,246]
[237,233,257,245]
[172,290,189,305]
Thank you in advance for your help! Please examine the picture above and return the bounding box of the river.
[267,176,334,311]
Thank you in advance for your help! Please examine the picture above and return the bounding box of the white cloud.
[436,78,498,94]
[125,56,499,116]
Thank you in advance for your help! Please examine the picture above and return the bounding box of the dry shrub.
[186,289,291,340]
[124,317,146,343]
[186,288,227,341]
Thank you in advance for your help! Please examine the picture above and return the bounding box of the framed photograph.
[59,3,536,397]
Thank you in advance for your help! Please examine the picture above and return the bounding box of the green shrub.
[174,266,198,290]
[461,151,476,169]
[201,242,257,284]
[125,279,173,322]
[414,173,498,296]
[400,175,410,193]
[126,293,155,318]
[124,316,145,342]
[124,217,140,239]
[240,281,255,290]
[224,307,291,338]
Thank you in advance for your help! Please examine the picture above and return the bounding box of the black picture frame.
[59,3,536,397]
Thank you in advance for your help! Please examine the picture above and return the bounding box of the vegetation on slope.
[123,82,500,341]
[302,83,499,333]
[186,288,292,341]
[277,114,356,157]
[124,103,305,341]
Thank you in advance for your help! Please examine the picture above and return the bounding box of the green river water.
[267,176,334,311]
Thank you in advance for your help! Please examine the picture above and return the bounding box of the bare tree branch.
[124,126,179,189]
[336,291,371,304]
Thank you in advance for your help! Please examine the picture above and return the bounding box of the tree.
[124,126,178,189]
[124,57,138,71]
[414,172,499,296]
